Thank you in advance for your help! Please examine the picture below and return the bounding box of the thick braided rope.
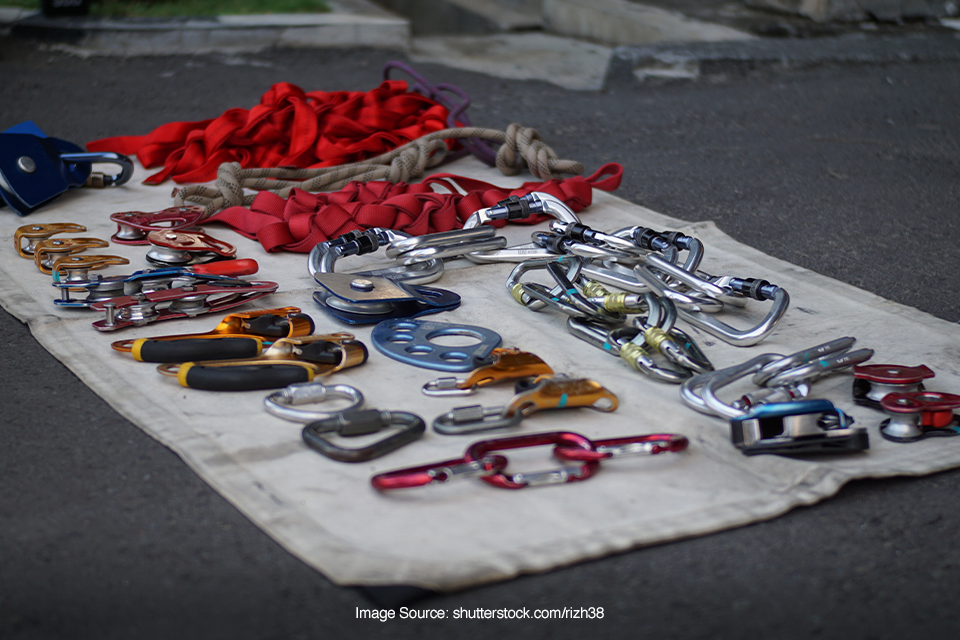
[174,124,584,218]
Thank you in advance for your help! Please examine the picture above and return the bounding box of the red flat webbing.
[203,163,624,253]
[86,81,453,185]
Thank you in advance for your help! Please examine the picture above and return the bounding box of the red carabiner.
[371,455,509,491]
[463,431,600,490]
[553,433,689,462]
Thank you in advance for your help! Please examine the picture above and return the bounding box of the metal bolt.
[350,278,375,292]
[103,302,116,327]
[17,156,37,173]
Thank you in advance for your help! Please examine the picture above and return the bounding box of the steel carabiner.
[308,227,444,284]
[264,381,365,422]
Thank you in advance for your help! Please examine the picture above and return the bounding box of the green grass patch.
[7,0,330,17]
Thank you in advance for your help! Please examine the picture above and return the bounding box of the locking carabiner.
[637,255,791,346]
[612,294,713,383]
[301,409,425,462]
[264,381,365,422]
[384,227,507,264]
[308,227,444,285]
[421,348,554,396]
[461,192,583,264]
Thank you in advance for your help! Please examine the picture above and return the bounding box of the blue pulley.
[0,121,134,216]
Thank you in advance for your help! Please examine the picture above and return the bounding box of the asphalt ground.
[1,30,959,639]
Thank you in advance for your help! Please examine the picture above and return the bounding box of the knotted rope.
[174,124,585,218]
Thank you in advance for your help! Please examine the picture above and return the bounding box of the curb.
[6,4,410,54]
[608,31,960,83]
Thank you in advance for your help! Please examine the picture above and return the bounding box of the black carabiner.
[301,410,425,463]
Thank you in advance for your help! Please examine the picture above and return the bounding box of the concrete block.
[542,0,754,46]
[746,0,959,22]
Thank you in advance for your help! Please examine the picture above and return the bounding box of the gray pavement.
[2,13,960,640]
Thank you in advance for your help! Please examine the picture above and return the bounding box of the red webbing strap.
[86,81,453,185]
[203,163,623,253]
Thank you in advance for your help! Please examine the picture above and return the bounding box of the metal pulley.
[1,121,133,215]
[146,229,237,267]
[852,364,936,409]
[730,399,868,456]
[110,206,205,245]
[878,391,960,443]
[312,273,460,324]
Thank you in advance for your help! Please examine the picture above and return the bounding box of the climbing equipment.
[433,375,618,435]
[110,307,315,362]
[371,430,687,491]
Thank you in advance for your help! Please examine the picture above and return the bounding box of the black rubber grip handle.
[183,364,311,391]
[136,337,261,363]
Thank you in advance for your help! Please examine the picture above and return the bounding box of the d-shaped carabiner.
[612,294,713,383]
[461,192,582,264]
[302,409,425,462]
[307,228,444,284]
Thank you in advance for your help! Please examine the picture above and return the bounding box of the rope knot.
[496,124,584,180]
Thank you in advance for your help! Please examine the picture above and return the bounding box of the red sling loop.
[202,163,624,253]
[86,81,453,185]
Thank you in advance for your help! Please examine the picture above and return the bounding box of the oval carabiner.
[264,381,365,423]
[553,433,689,461]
